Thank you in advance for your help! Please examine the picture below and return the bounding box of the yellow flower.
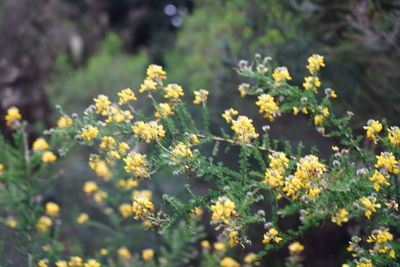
[57,116,73,128]
[191,207,203,217]
[132,194,155,220]
[55,260,68,267]
[105,106,133,123]
[295,155,326,181]
[314,114,325,126]
[306,54,325,75]
[45,202,60,217]
[76,213,89,224]
[118,247,132,260]
[359,196,381,219]
[164,83,184,99]
[93,190,108,203]
[132,190,152,200]
[201,240,211,248]
[363,120,383,144]
[171,142,193,158]
[375,152,399,174]
[33,138,49,151]
[272,67,292,83]
[146,64,166,80]
[5,216,17,228]
[5,107,22,128]
[229,231,239,247]
[369,170,390,192]
[118,142,130,155]
[244,253,257,263]
[288,242,304,253]
[94,94,111,116]
[84,259,101,267]
[0,163,4,175]
[190,134,200,145]
[132,121,165,143]
[142,249,154,261]
[255,94,279,121]
[388,126,400,147]
[68,256,83,267]
[123,152,149,178]
[262,228,282,244]
[222,108,239,123]
[214,242,226,251]
[37,259,49,267]
[118,88,137,105]
[269,151,289,175]
[210,197,238,225]
[262,168,284,187]
[193,89,209,104]
[355,259,372,267]
[231,116,259,143]
[42,151,57,163]
[155,103,174,118]
[83,181,98,194]
[238,83,250,97]
[139,79,158,93]
[100,248,108,255]
[303,76,321,93]
[36,216,52,232]
[331,209,349,226]
[81,125,99,141]
[220,257,240,267]
[119,203,132,218]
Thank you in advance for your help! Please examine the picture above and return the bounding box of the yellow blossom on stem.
[222,108,239,123]
[123,152,149,178]
[164,83,184,99]
[119,203,132,218]
[57,116,73,128]
[210,196,238,225]
[363,120,383,144]
[33,138,49,151]
[5,107,22,128]
[142,249,154,261]
[83,181,98,194]
[68,256,83,267]
[93,190,108,203]
[76,213,89,224]
[295,155,326,181]
[369,170,390,192]
[146,64,166,80]
[314,114,325,126]
[132,121,165,143]
[375,152,399,174]
[99,136,116,150]
[132,194,155,220]
[5,216,17,228]
[45,202,60,217]
[331,208,349,226]
[272,67,292,83]
[244,253,257,263]
[220,257,240,267]
[269,151,289,175]
[193,89,209,104]
[231,116,259,143]
[255,94,279,121]
[105,106,133,123]
[81,125,99,141]
[84,259,101,267]
[100,248,108,255]
[388,126,400,147]
[118,247,132,260]
[42,151,57,163]
[229,231,239,247]
[306,54,325,75]
[238,83,250,97]
[303,76,321,93]
[139,79,158,93]
[214,242,226,251]
[155,103,174,118]
[55,260,68,267]
[262,169,284,187]
[36,216,52,232]
[171,142,193,158]
[94,94,111,116]
[359,196,381,219]
[201,240,211,248]
[89,156,112,180]
[118,142,130,155]
[289,242,304,253]
[118,88,137,105]
[37,259,49,267]
[262,228,283,244]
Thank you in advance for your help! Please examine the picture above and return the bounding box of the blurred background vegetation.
[0,0,399,266]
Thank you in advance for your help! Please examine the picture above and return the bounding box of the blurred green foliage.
[47,33,149,112]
